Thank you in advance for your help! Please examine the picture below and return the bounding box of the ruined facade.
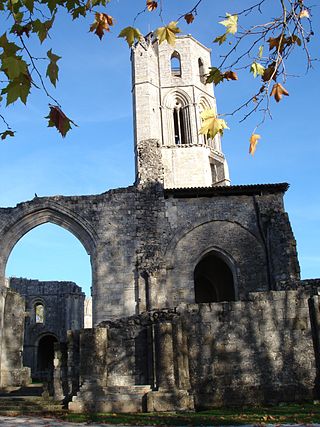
[9,278,85,381]
[0,34,319,410]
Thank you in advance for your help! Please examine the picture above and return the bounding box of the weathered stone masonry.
[0,34,318,410]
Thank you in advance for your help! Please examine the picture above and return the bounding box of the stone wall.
[0,287,30,387]
[9,278,85,378]
[67,289,318,412]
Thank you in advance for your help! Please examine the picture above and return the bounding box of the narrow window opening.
[171,52,181,77]
[35,303,44,324]
[173,102,187,144]
[198,58,205,83]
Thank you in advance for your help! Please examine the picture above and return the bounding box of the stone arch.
[164,220,268,306]
[194,248,236,303]
[0,202,97,284]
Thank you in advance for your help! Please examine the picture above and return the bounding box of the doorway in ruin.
[36,334,58,382]
[194,250,235,303]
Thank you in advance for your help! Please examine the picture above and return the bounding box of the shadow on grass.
[62,402,320,425]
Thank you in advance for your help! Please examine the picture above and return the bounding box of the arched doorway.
[37,334,58,381]
[194,251,235,303]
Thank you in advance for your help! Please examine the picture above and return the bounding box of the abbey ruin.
[0,34,319,412]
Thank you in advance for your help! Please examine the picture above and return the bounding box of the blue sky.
[2,1,320,296]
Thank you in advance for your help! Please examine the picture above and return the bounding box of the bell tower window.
[173,101,188,144]
[171,51,181,77]
[198,58,205,83]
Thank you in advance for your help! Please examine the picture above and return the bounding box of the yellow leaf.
[118,26,142,47]
[156,21,180,46]
[249,133,261,155]
[199,109,229,139]
[219,13,238,35]
[299,9,310,18]
[250,61,265,78]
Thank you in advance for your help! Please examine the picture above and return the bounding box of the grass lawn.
[62,402,320,425]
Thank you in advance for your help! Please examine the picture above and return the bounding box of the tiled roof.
[164,183,289,198]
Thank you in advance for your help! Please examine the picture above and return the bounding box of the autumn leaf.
[199,109,229,139]
[224,70,238,81]
[0,130,15,140]
[46,49,61,87]
[249,133,261,155]
[270,83,289,102]
[184,13,194,24]
[250,62,265,78]
[287,35,302,46]
[262,63,277,82]
[156,21,180,46]
[268,35,285,52]
[118,27,142,47]
[213,33,227,45]
[258,45,264,58]
[45,105,77,137]
[219,13,238,35]
[90,12,114,40]
[146,1,157,11]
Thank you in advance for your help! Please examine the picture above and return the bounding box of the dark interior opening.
[194,251,235,303]
[37,335,58,379]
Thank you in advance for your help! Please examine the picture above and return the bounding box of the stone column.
[155,322,175,390]
[172,320,191,390]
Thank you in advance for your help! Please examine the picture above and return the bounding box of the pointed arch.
[0,202,97,281]
[163,90,192,145]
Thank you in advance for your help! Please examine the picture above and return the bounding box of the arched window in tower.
[171,51,181,77]
[35,302,45,323]
[198,58,205,83]
[173,101,188,144]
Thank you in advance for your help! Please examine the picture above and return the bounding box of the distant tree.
[0,0,315,153]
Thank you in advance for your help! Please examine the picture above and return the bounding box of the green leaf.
[213,33,227,45]
[206,67,224,85]
[46,49,61,86]
[32,18,54,43]
[23,0,34,13]
[219,13,238,35]
[1,73,31,105]
[1,56,27,79]
[250,61,265,78]
[0,33,21,56]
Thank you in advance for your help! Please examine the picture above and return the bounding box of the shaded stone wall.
[9,278,85,378]
[67,289,318,412]
[0,287,30,387]
[0,178,300,324]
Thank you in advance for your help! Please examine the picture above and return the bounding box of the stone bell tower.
[131,34,230,189]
